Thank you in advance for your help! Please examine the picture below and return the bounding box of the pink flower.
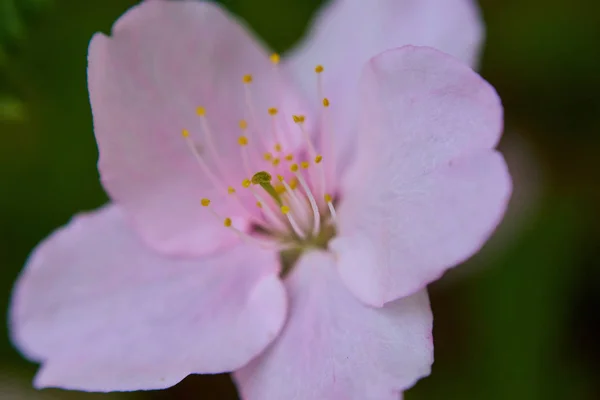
[9,0,511,399]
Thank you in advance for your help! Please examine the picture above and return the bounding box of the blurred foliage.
[0,0,53,53]
[1,0,599,399]
[0,0,52,120]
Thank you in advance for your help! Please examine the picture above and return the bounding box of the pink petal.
[9,205,286,391]
[235,251,432,400]
[286,0,484,177]
[331,46,511,306]
[89,0,306,256]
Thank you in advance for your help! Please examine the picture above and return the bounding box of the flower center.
[180,56,338,265]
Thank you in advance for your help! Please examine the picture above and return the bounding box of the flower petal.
[9,205,286,391]
[235,251,432,400]
[331,46,511,306]
[286,0,484,177]
[333,153,511,306]
[89,0,306,256]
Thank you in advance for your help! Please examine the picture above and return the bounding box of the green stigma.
[252,171,283,206]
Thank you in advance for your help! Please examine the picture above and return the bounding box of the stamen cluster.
[181,56,337,251]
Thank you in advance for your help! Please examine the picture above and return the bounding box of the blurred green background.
[1,0,599,398]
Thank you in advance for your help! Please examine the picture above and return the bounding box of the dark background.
[1,0,599,398]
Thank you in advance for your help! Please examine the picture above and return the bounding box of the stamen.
[269,53,286,111]
[304,157,326,212]
[315,65,324,102]
[196,106,206,116]
[197,162,263,226]
[237,133,254,178]
[315,64,334,196]
[184,132,260,224]
[243,74,269,149]
[281,205,306,239]
[293,114,325,196]
[292,115,317,158]
[285,153,294,161]
[181,129,226,193]
[321,95,335,196]
[270,53,281,65]
[268,107,285,149]
[200,198,276,249]
[277,174,309,224]
[239,118,264,170]
[324,193,337,223]
[195,107,229,179]
[290,163,321,236]
[274,184,286,195]
[246,184,286,231]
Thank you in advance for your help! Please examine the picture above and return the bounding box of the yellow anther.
[238,135,249,146]
[275,184,286,195]
[268,107,278,116]
[281,205,291,214]
[315,155,323,164]
[290,163,299,172]
[201,198,211,207]
[270,53,280,64]
[274,143,282,152]
[292,115,306,124]
[289,177,298,190]
[239,119,248,130]
[315,65,324,73]
[256,201,263,209]
[272,158,281,167]
[324,193,332,203]
[276,174,284,182]
[228,186,236,194]
[285,153,294,161]
[196,106,206,116]
[181,129,190,138]
[322,98,330,107]
[242,74,253,84]
[224,218,232,227]
[263,152,273,161]
[301,161,310,169]
[242,179,251,188]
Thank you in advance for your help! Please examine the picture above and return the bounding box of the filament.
[290,163,321,236]
[181,130,227,194]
